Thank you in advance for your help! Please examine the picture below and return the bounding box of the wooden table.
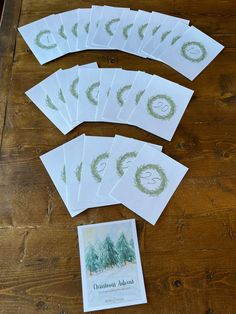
[0,0,235,313]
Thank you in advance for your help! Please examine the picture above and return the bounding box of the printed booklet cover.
[77,219,147,311]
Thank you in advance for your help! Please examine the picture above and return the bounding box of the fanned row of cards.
[77,219,147,312]
[26,63,194,141]
[19,5,224,80]
[40,134,188,225]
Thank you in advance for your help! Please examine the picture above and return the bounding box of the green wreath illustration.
[152,25,160,36]
[161,30,171,42]
[86,81,100,106]
[135,90,145,105]
[45,95,58,110]
[134,163,168,196]
[61,165,66,183]
[58,88,66,103]
[85,22,90,34]
[105,18,120,36]
[138,23,148,40]
[147,94,176,120]
[58,25,67,40]
[171,35,181,45]
[91,152,109,182]
[71,22,78,38]
[117,84,132,106]
[123,23,133,39]
[75,162,82,182]
[35,30,57,49]
[181,41,207,63]
[116,151,138,177]
[70,77,79,99]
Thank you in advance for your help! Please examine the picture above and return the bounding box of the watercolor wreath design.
[117,84,132,106]
[147,94,176,120]
[116,151,138,177]
[91,152,109,182]
[134,163,168,196]
[181,41,207,63]
[86,81,100,106]
[35,30,57,49]
[105,18,120,36]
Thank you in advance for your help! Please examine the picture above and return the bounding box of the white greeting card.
[77,68,101,122]
[45,14,70,55]
[40,145,67,207]
[76,8,91,51]
[18,17,62,64]
[139,12,169,57]
[151,22,190,59]
[122,10,151,57]
[111,145,188,225]
[102,70,138,122]
[86,5,105,49]
[79,136,118,208]
[25,81,73,135]
[159,26,224,80]
[63,135,87,217]
[142,17,179,58]
[59,9,79,52]
[78,219,147,312]
[109,10,137,50]
[92,6,126,47]
[117,71,152,122]
[98,135,162,197]
[40,69,72,125]
[128,75,194,141]
[96,68,118,121]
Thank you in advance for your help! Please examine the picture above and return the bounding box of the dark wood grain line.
[0,0,22,151]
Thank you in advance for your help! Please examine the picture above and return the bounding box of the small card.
[78,219,147,312]
[142,17,179,58]
[40,144,67,207]
[122,10,151,57]
[63,135,87,216]
[86,5,105,50]
[98,135,162,197]
[102,70,138,122]
[111,145,188,225]
[109,10,137,50]
[77,68,101,122]
[45,14,70,55]
[59,9,79,52]
[151,22,190,59]
[117,71,152,122]
[127,75,194,141]
[76,8,91,51]
[159,26,224,80]
[92,6,126,47]
[18,17,62,64]
[79,136,118,208]
[25,80,73,135]
[96,68,118,121]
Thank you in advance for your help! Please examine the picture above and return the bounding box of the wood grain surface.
[0,0,236,313]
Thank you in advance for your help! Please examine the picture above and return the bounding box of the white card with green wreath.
[77,68,101,122]
[78,136,119,208]
[59,9,79,52]
[102,69,138,122]
[97,135,162,197]
[40,144,67,208]
[78,219,147,312]
[159,26,224,80]
[63,134,87,217]
[92,6,127,47]
[111,145,188,225]
[127,75,194,141]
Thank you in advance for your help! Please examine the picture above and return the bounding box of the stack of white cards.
[19,5,224,80]
[26,63,194,141]
[40,134,188,225]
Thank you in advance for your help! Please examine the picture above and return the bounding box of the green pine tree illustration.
[85,244,99,275]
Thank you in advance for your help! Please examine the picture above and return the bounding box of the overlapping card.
[19,5,224,80]
[26,63,194,141]
[40,134,188,225]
